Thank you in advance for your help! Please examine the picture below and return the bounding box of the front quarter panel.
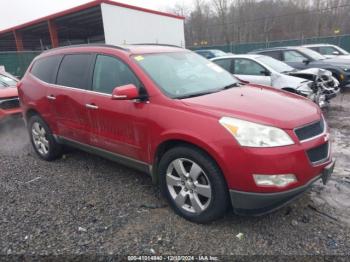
[148,99,240,187]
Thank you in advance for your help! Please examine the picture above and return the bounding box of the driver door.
[232,58,272,86]
[86,54,150,163]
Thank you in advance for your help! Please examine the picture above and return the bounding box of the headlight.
[343,68,349,72]
[219,117,294,147]
[253,174,297,187]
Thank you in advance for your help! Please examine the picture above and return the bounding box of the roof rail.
[131,43,183,48]
[43,43,130,53]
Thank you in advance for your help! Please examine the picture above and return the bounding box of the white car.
[303,44,350,59]
[210,54,339,107]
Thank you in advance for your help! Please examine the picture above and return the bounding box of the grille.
[0,98,20,110]
[295,119,324,142]
[306,142,329,164]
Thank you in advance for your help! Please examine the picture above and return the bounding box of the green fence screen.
[190,34,350,54]
[0,51,41,78]
[1,34,350,79]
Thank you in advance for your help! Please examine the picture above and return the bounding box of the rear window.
[31,55,62,84]
[56,54,92,89]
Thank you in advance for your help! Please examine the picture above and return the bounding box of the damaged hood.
[271,72,311,90]
[287,68,332,79]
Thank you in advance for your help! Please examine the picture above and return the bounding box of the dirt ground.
[0,91,349,258]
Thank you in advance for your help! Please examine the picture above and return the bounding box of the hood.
[0,86,18,99]
[316,57,350,67]
[181,85,321,129]
[271,72,310,89]
[290,67,329,76]
[329,55,350,60]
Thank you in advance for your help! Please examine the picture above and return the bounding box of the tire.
[158,145,230,223]
[28,115,62,161]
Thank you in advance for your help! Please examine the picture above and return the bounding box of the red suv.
[18,44,335,223]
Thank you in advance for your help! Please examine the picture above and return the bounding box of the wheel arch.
[152,136,225,185]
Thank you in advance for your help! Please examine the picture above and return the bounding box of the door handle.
[85,103,99,110]
[47,95,56,100]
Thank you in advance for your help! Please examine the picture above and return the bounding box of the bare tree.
[169,0,350,47]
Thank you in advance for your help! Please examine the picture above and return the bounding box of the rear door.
[232,58,272,86]
[48,53,94,144]
[86,54,150,162]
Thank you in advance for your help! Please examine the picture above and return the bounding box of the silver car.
[211,54,339,107]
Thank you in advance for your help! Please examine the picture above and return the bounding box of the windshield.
[0,74,17,87]
[299,47,326,61]
[211,50,227,57]
[134,52,239,99]
[334,46,349,55]
[256,55,294,73]
[326,45,349,55]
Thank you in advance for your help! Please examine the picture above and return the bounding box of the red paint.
[0,84,21,120]
[18,45,332,195]
[112,84,139,100]
[0,0,184,36]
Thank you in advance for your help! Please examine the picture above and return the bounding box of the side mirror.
[303,59,310,65]
[260,70,271,76]
[111,84,139,100]
[332,51,340,55]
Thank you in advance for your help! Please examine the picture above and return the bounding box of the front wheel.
[158,146,230,223]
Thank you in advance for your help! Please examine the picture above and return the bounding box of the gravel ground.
[0,91,350,258]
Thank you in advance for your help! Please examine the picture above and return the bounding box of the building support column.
[13,30,24,51]
[48,20,59,48]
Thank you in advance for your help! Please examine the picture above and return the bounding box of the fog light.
[253,174,297,187]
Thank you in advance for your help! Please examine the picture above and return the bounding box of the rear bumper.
[230,159,335,215]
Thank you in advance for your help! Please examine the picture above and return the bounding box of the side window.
[56,54,92,89]
[214,59,232,73]
[263,51,281,60]
[31,55,62,84]
[233,59,266,76]
[308,47,320,53]
[319,46,338,55]
[92,55,140,94]
[283,50,307,63]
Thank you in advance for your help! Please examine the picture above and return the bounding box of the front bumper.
[0,107,22,120]
[230,159,336,215]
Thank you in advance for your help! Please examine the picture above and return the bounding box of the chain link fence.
[0,51,41,78]
[189,34,350,54]
[1,34,350,78]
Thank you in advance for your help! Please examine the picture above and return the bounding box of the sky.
[0,0,188,31]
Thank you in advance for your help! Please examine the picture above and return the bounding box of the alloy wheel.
[166,158,212,214]
[32,122,49,156]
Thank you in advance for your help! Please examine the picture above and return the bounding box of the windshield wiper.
[221,82,241,90]
[176,90,219,99]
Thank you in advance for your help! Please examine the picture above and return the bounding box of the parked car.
[250,46,350,88]
[211,54,340,108]
[18,44,335,223]
[303,44,350,59]
[0,68,21,121]
[194,49,227,59]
